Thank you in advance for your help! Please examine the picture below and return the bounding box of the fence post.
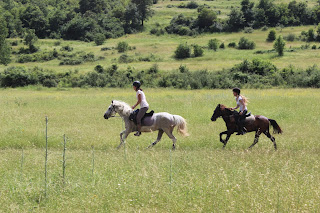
[20,148,24,181]
[45,116,48,198]
[62,134,67,185]
[91,145,95,177]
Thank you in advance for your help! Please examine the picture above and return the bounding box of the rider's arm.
[232,104,239,110]
[132,94,142,109]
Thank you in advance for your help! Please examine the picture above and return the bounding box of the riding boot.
[134,124,142,136]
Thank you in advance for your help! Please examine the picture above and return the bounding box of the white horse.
[104,100,189,150]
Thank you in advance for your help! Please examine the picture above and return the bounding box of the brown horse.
[211,104,282,150]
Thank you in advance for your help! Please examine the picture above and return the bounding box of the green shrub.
[11,41,18,46]
[228,42,237,48]
[148,64,159,74]
[174,43,191,59]
[54,41,61,46]
[312,44,317,49]
[208,39,219,51]
[238,37,256,49]
[267,30,276,42]
[219,43,225,49]
[118,54,134,63]
[193,44,204,57]
[59,58,82,65]
[117,41,129,53]
[150,28,165,36]
[285,33,296,41]
[186,1,199,9]
[60,45,73,52]
[94,33,106,46]
[244,27,254,33]
[274,36,286,56]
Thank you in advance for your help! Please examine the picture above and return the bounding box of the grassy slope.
[1,0,320,73]
[0,88,319,211]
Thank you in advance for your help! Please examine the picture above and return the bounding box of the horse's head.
[211,104,222,121]
[104,100,117,119]
[104,100,132,119]
[211,104,232,121]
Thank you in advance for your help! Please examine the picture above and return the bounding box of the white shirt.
[236,96,247,112]
[136,90,149,108]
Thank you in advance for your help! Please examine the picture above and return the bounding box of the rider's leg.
[236,110,247,135]
[135,107,148,136]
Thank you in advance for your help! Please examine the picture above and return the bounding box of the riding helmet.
[133,81,141,88]
[232,87,241,95]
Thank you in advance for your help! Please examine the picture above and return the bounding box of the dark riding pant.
[136,107,148,125]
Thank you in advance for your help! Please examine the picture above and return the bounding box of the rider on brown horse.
[231,88,249,135]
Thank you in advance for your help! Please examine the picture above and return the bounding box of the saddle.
[129,109,154,125]
[230,111,252,123]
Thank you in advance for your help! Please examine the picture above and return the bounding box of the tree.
[238,37,256,49]
[307,28,315,42]
[241,0,255,25]
[124,3,142,33]
[132,0,154,26]
[193,44,204,57]
[175,43,191,59]
[274,35,286,56]
[79,0,107,14]
[196,8,217,29]
[267,29,276,41]
[94,33,105,45]
[0,18,11,65]
[227,8,245,31]
[24,29,38,52]
[208,39,219,51]
[20,5,49,38]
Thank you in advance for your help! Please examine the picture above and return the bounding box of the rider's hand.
[131,106,135,109]
[239,111,243,115]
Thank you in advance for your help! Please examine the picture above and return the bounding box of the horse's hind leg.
[248,129,261,149]
[264,131,277,150]
[147,129,164,149]
[164,128,177,150]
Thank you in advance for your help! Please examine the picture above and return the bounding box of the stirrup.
[134,131,141,136]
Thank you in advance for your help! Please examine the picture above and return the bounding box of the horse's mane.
[113,100,133,116]
[219,104,233,115]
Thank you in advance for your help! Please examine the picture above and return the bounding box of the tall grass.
[0,88,319,211]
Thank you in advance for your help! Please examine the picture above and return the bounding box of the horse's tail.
[173,115,190,137]
[268,119,283,134]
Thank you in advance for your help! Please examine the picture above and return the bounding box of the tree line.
[165,0,320,35]
[0,0,154,41]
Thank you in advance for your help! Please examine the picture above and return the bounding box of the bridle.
[107,104,122,118]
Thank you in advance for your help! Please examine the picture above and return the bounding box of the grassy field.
[0,88,319,211]
[1,0,320,74]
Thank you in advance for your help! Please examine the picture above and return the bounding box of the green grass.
[0,88,319,211]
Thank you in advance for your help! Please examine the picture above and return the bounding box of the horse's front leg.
[222,132,232,149]
[219,131,228,143]
[118,129,131,149]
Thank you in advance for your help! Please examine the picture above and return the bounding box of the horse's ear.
[112,100,113,104]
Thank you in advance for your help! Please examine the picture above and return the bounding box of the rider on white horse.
[131,81,149,136]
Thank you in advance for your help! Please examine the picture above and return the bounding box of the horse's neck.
[222,113,234,123]
[118,111,130,118]
[117,106,132,118]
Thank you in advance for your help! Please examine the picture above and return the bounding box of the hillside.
[1,0,320,88]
